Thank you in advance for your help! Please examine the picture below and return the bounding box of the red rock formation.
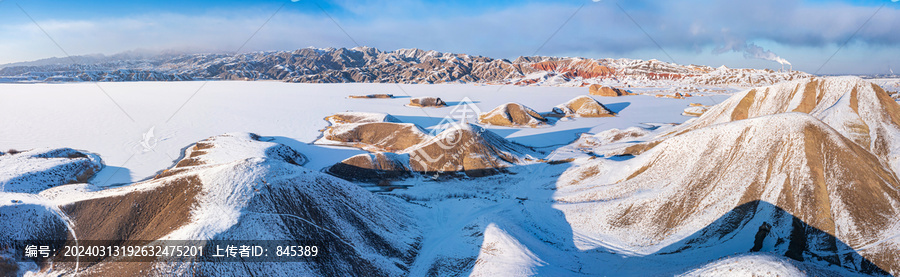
[528,60,616,79]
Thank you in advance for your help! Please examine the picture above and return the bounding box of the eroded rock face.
[589,84,632,97]
[478,102,548,127]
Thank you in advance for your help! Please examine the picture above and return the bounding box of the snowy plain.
[0,81,727,186]
[4,78,899,276]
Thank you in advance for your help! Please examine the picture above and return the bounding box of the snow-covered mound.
[10,133,418,276]
[589,84,632,97]
[570,126,654,154]
[405,124,538,174]
[324,111,401,125]
[0,193,70,244]
[0,193,72,276]
[669,76,900,175]
[558,113,900,275]
[319,122,429,152]
[408,97,446,107]
[328,152,413,181]
[682,104,709,117]
[551,96,616,118]
[316,112,429,152]
[348,93,395,99]
[478,102,548,128]
[330,124,539,180]
[678,253,863,277]
[161,133,308,175]
[0,148,101,193]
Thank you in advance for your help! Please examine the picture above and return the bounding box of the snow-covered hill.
[667,76,900,177]
[554,77,900,275]
[2,76,898,276]
[315,112,429,152]
[478,102,549,128]
[0,148,101,194]
[558,113,899,274]
[3,133,419,276]
[329,123,540,180]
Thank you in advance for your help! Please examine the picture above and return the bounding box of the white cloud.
[1,0,898,74]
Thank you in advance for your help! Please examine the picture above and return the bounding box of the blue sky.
[0,0,898,74]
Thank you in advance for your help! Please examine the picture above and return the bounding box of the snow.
[552,111,900,275]
[0,148,101,193]
[871,78,900,93]
[470,223,546,276]
[682,105,709,116]
[0,81,725,186]
[677,76,900,176]
[556,114,844,247]
[3,78,895,276]
[6,131,418,276]
[678,254,810,276]
[0,81,725,275]
[324,111,400,125]
[478,102,547,128]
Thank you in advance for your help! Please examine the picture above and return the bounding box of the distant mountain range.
[0,47,810,87]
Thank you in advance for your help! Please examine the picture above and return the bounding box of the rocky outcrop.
[320,122,429,152]
[315,112,427,152]
[408,97,446,107]
[348,93,394,99]
[682,103,710,117]
[478,102,548,127]
[325,112,400,124]
[589,84,632,97]
[551,96,616,117]
[329,124,538,179]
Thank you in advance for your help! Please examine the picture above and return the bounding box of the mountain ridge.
[0,47,809,87]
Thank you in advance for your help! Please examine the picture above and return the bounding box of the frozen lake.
[0,81,729,185]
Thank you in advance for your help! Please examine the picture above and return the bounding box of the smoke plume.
[715,39,791,66]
